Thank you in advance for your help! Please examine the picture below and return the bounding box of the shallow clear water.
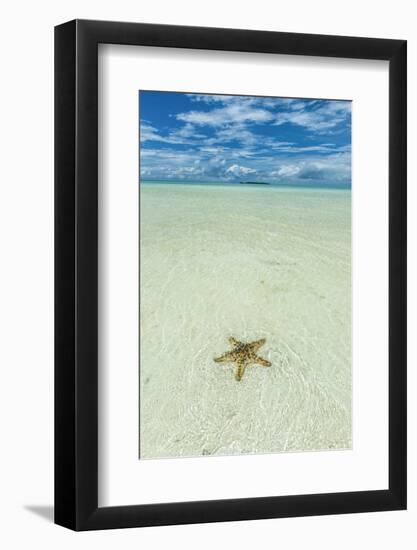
[139,182,351,459]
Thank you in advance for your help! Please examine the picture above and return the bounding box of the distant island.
[239,181,270,185]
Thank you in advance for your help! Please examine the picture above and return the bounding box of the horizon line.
[140,178,351,189]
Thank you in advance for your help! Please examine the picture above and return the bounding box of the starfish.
[214,337,272,381]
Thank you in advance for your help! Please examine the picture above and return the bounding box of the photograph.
[139,90,352,460]
[0,0,409,542]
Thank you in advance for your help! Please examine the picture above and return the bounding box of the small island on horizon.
[140,179,351,190]
[240,181,270,185]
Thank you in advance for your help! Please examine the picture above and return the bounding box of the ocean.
[139,181,351,459]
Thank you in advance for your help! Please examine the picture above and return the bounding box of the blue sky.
[139,91,351,186]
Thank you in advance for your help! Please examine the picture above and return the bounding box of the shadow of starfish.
[214,337,271,381]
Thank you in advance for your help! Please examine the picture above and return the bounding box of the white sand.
[139,183,351,459]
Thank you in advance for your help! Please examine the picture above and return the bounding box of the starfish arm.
[250,338,266,351]
[235,363,246,381]
[213,352,235,363]
[228,337,240,347]
[255,355,271,367]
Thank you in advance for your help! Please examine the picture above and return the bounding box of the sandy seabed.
[139,183,351,459]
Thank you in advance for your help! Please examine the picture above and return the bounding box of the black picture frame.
[55,19,407,531]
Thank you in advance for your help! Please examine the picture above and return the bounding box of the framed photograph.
[55,19,406,530]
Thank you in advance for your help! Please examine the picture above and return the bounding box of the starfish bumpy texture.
[214,337,272,381]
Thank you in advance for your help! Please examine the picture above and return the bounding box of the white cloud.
[176,100,274,127]
[268,152,351,184]
[140,122,206,145]
[272,165,301,177]
[140,123,165,143]
[186,94,236,103]
[225,164,256,177]
[274,101,351,132]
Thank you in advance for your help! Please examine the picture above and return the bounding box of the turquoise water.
[139,182,351,459]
